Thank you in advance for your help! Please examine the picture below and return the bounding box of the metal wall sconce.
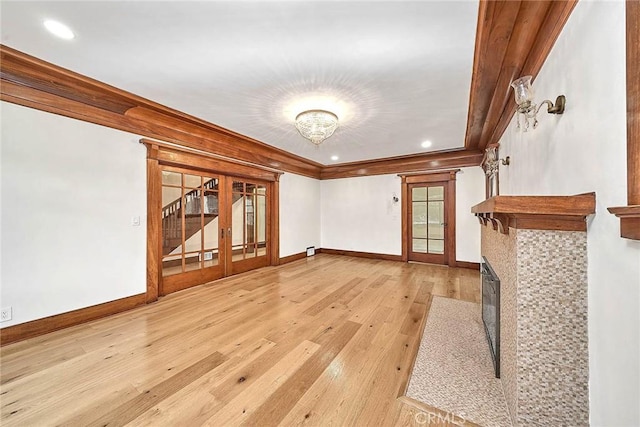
[511,76,565,131]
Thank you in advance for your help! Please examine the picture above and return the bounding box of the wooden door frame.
[399,169,459,266]
[142,139,281,302]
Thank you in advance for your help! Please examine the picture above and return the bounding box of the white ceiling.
[1,1,478,165]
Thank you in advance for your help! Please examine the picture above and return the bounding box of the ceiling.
[1,1,479,165]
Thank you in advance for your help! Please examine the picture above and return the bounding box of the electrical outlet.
[131,216,141,226]
[1,307,12,322]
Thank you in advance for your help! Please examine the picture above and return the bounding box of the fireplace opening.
[481,256,500,378]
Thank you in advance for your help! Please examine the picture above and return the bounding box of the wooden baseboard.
[455,261,480,270]
[320,248,403,262]
[278,251,309,265]
[0,293,147,346]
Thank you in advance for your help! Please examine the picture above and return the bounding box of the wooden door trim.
[400,170,458,266]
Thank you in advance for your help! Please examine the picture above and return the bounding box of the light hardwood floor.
[0,254,480,426]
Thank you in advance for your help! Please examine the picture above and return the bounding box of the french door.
[400,170,458,266]
[408,182,448,264]
[160,167,271,295]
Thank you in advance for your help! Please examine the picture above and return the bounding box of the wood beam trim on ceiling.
[488,0,578,145]
[0,44,323,179]
[464,0,578,152]
[478,1,552,149]
[464,0,522,152]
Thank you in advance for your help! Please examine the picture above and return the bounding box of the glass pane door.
[409,182,447,264]
[160,167,224,294]
[227,179,269,275]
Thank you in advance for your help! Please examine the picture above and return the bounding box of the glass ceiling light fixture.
[510,76,565,132]
[295,109,339,146]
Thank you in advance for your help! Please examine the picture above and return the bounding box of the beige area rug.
[406,296,512,427]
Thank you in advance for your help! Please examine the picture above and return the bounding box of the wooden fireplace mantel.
[471,192,596,234]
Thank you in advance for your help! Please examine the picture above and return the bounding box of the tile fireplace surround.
[472,193,596,426]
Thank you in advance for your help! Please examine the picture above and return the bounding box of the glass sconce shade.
[511,75,534,105]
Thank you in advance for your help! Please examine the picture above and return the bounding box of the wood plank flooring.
[0,254,480,426]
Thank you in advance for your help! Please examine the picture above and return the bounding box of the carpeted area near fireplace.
[406,296,512,427]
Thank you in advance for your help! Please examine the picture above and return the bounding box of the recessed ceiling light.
[331,155,339,161]
[421,140,433,148]
[44,20,75,40]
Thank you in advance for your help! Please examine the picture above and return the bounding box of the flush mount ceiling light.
[510,76,565,132]
[295,110,339,146]
[43,20,75,40]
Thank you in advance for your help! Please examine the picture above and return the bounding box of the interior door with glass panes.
[408,182,448,264]
[225,178,270,275]
[160,167,226,295]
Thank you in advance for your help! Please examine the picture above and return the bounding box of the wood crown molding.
[609,1,640,240]
[322,151,482,180]
[1,0,579,183]
[0,45,323,179]
[465,0,578,152]
[471,192,596,234]
[0,293,147,346]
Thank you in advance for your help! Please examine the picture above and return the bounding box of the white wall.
[496,1,640,424]
[320,168,484,261]
[321,174,402,255]
[0,102,147,327]
[279,172,321,257]
[456,167,485,262]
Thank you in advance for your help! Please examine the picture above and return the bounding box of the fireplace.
[481,256,500,378]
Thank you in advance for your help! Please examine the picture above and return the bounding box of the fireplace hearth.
[481,256,500,378]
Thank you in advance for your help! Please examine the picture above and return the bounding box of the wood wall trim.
[608,1,640,240]
[141,138,281,182]
[146,148,160,303]
[455,261,480,271]
[398,169,460,183]
[321,151,482,180]
[270,177,280,266]
[0,293,147,346]
[279,251,308,265]
[472,192,596,234]
[465,0,578,152]
[320,248,403,262]
[607,206,640,240]
[0,45,323,179]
